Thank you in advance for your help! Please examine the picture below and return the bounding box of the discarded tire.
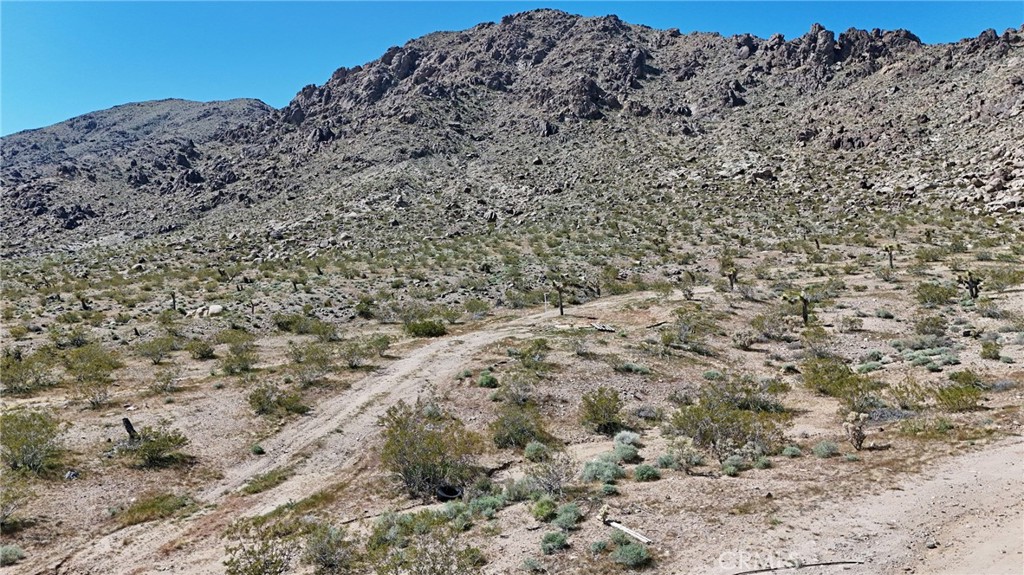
[436,484,463,502]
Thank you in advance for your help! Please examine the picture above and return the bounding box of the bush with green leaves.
[0,474,33,526]
[980,341,1002,360]
[303,523,358,575]
[288,341,334,385]
[374,527,484,575]
[185,338,216,360]
[525,451,576,498]
[63,343,123,408]
[666,379,789,462]
[801,357,881,412]
[405,320,447,338]
[552,503,582,531]
[524,441,549,462]
[579,386,623,435]
[0,349,56,395]
[123,425,191,468]
[580,459,626,483]
[0,545,25,567]
[633,464,660,482]
[224,523,294,575]
[247,382,309,417]
[933,384,982,412]
[915,282,959,306]
[477,370,498,388]
[220,335,258,375]
[781,445,802,458]
[379,400,481,499]
[136,336,176,365]
[532,496,557,522]
[541,531,568,555]
[611,542,652,568]
[914,315,948,336]
[613,431,641,446]
[812,441,840,458]
[491,403,548,449]
[0,409,63,474]
[600,443,640,464]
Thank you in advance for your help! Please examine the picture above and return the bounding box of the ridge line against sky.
[1,1,1022,136]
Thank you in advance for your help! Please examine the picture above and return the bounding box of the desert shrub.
[405,320,447,338]
[552,503,582,531]
[338,339,368,369]
[0,349,56,395]
[602,484,619,496]
[124,425,191,468]
[750,311,790,341]
[224,523,294,575]
[364,333,393,358]
[837,316,863,333]
[64,343,123,408]
[613,431,641,446]
[491,404,548,449]
[581,459,626,483]
[812,441,839,458]
[541,531,568,555]
[753,456,772,469]
[247,382,308,417]
[477,370,498,388]
[118,491,192,526]
[801,357,881,411]
[0,475,33,526]
[532,496,557,522]
[933,385,982,412]
[185,338,216,360]
[136,336,176,365]
[379,400,480,499]
[948,369,984,388]
[303,523,357,575]
[289,341,334,385]
[611,542,652,568]
[980,341,1002,360]
[915,282,958,306]
[0,545,26,567]
[600,443,640,464]
[890,375,929,410]
[579,386,623,435]
[915,315,948,336]
[464,298,490,319]
[0,409,63,474]
[633,464,660,482]
[615,362,651,375]
[524,441,549,462]
[221,338,258,375]
[242,466,293,495]
[781,445,802,458]
[526,451,576,498]
[666,380,789,462]
[513,339,550,370]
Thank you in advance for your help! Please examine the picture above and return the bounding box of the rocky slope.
[2,10,1022,257]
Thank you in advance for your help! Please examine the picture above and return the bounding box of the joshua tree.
[882,244,899,270]
[958,271,982,300]
[784,290,813,326]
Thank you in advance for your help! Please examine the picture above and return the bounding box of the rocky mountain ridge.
[2,10,1022,257]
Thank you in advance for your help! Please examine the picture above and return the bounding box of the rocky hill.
[2,10,1022,257]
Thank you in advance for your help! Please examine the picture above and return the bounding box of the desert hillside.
[0,9,1022,575]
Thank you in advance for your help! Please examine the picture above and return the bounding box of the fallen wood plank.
[607,521,653,544]
[591,323,616,332]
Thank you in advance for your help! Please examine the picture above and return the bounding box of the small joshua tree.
[958,271,982,300]
[842,411,868,451]
[882,244,899,270]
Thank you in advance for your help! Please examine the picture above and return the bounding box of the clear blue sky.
[1,2,1021,136]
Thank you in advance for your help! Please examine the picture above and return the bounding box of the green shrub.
[753,456,772,469]
[615,362,651,375]
[613,431,641,446]
[379,400,481,499]
[224,523,294,575]
[0,545,25,566]
[601,484,619,496]
[980,341,1002,360]
[136,336,176,365]
[581,460,626,483]
[579,386,623,435]
[801,357,880,411]
[532,496,557,522]
[915,282,958,306]
[914,315,948,336]
[524,441,550,462]
[303,523,357,575]
[0,349,56,395]
[0,409,63,474]
[247,382,309,417]
[552,503,582,531]
[812,441,839,458]
[124,425,191,468]
[611,542,652,567]
[477,370,498,388]
[933,385,982,412]
[64,343,123,408]
[781,445,802,458]
[491,404,548,449]
[600,443,640,464]
[540,531,568,555]
[633,464,660,482]
[118,491,192,526]
[242,466,293,495]
[405,320,447,338]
